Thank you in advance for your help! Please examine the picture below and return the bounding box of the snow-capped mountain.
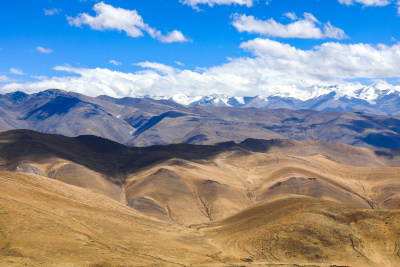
[142,81,400,115]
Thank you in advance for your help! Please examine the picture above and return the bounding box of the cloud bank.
[67,2,188,43]
[2,39,400,100]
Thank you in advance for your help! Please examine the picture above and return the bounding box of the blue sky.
[1,0,400,99]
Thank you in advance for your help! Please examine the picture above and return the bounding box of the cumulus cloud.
[232,13,347,39]
[240,38,400,79]
[109,60,122,66]
[2,39,400,100]
[36,46,53,54]
[180,0,255,9]
[10,68,23,75]
[67,2,188,43]
[44,8,62,16]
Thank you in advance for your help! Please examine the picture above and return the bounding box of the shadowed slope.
[0,129,226,179]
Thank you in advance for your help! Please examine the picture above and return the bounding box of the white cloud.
[0,75,16,83]
[36,46,53,54]
[240,38,400,80]
[284,12,297,20]
[109,60,122,66]
[44,8,62,16]
[180,0,255,9]
[67,2,188,43]
[156,30,189,43]
[338,0,391,6]
[10,68,23,75]
[2,39,400,100]
[31,75,48,80]
[339,0,400,13]
[232,13,347,39]
[135,61,178,75]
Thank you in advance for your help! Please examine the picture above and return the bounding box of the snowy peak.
[152,83,400,115]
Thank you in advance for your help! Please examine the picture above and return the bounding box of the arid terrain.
[1,130,400,266]
[3,0,400,265]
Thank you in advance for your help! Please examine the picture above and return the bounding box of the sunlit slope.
[125,149,400,224]
[1,171,399,266]
[201,196,400,267]
[0,171,218,266]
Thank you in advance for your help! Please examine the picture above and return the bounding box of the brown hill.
[201,196,400,267]
[124,147,400,224]
[1,172,400,266]
[0,171,217,266]
[1,130,400,265]
[1,130,400,223]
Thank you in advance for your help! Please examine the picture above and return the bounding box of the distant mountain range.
[1,89,400,149]
[155,82,400,115]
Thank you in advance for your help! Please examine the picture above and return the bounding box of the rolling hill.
[1,130,400,265]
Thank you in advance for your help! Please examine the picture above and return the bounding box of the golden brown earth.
[0,130,400,266]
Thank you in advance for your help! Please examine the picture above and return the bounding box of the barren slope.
[201,196,400,267]
[1,171,399,266]
[1,130,400,225]
[1,130,400,266]
[125,148,400,225]
[0,171,218,266]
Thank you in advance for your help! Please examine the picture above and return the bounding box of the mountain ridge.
[131,80,400,115]
[2,89,400,149]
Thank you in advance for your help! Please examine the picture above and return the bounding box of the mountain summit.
[145,81,400,115]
